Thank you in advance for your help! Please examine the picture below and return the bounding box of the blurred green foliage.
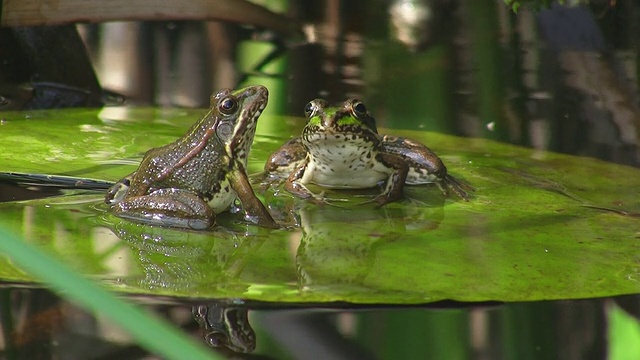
[608,303,640,360]
[503,0,586,12]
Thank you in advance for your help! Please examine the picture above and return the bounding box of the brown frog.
[105,85,277,229]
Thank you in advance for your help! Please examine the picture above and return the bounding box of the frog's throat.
[303,125,380,145]
[227,94,267,163]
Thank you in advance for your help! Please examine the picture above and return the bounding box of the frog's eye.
[219,97,238,115]
[304,101,316,118]
[351,100,378,133]
[305,99,327,119]
[352,101,367,117]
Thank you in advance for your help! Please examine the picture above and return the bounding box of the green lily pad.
[0,107,639,304]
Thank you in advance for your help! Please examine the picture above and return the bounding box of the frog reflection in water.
[265,99,471,205]
[105,85,277,229]
[193,304,255,354]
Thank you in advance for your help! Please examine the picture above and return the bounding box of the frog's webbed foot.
[437,174,474,201]
[310,192,349,208]
[352,187,403,207]
[371,192,402,207]
[254,172,286,192]
[111,188,215,229]
[294,189,343,207]
[283,181,344,207]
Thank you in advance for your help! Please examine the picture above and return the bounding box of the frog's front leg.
[284,160,326,205]
[228,163,279,228]
[264,137,307,175]
[260,137,307,190]
[111,188,215,229]
[374,152,409,207]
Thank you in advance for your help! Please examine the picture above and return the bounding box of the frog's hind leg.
[438,174,474,201]
[111,188,215,229]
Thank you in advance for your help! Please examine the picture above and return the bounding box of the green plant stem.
[0,224,220,360]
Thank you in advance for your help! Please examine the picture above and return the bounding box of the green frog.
[264,98,471,206]
[105,85,278,229]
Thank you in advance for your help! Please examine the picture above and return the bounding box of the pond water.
[4,286,637,359]
[2,1,640,359]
